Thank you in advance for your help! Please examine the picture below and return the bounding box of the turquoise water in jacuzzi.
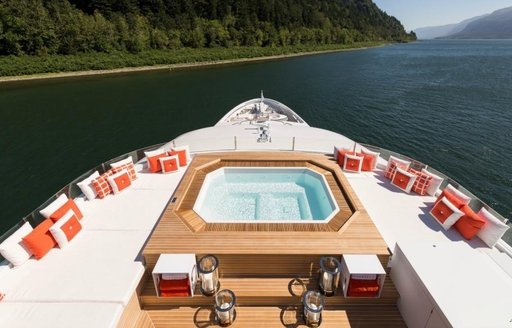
[193,168,338,222]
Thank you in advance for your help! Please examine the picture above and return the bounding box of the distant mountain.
[447,6,512,39]
[414,15,488,40]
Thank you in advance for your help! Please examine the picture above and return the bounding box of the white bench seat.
[0,302,123,328]
[344,168,489,250]
[0,161,189,327]
[0,230,146,304]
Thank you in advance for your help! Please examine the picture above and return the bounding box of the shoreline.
[0,44,385,83]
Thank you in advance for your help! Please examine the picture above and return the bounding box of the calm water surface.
[1,40,511,238]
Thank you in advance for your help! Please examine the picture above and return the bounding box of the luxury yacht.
[0,94,511,328]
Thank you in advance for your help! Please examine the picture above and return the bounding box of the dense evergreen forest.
[0,0,415,56]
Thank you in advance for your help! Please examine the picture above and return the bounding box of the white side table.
[341,254,386,297]
[152,254,197,297]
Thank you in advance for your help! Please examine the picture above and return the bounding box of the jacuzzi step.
[139,276,399,309]
[146,304,407,328]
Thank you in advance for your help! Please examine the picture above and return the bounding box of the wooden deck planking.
[144,152,388,264]
[137,152,404,326]
[146,305,406,328]
[140,275,399,309]
[118,292,153,328]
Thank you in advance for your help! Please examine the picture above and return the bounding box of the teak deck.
[143,152,389,264]
[135,152,403,327]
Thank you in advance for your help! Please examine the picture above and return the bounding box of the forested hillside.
[0,0,415,56]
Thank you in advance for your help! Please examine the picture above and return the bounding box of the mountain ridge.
[414,15,488,40]
[414,6,512,40]
[447,6,512,39]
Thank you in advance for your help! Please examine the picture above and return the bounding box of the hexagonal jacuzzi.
[193,167,339,223]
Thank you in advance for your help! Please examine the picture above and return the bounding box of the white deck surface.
[172,123,356,154]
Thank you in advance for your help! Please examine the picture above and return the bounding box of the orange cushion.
[391,169,414,191]
[159,278,190,292]
[49,199,83,222]
[336,150,355,166]
[348,278,380,297]
[454,205,487,240]
[168,150,187,167]
[408,168,433,196]
[357,152,376,171]
[112,163,137,181]
[60,215,82,242]
[92,169,115,199]
[431,199,455,224]
[384,161,409,180]
[343,154,364,172]
[21,219,56,260]
[147,153,167,173]
[436,190,467,209]
[160,156,180,173]
[112,171,132,193]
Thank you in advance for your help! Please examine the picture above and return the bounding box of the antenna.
[260,90,264,102]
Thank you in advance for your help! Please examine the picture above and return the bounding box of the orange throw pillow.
[160,156,180,173]
[92,169,115,199]
[60,215,82,242]
[336,150,355,167]
[168,150,187,167]
[436,190,467,209]
[357,152,376,171]
[49,199,83,222]
[112,163,137,181]
[408,168,433,196]
[454,205,487,240]
[22,219,56,260]
[384,161,409,180]
[147,153,167,173]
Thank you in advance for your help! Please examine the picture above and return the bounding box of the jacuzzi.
[193,167,339,223]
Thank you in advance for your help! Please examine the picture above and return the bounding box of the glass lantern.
[303,290,324,327]
[198,255,220,296]
[214,289,236,327]
[319,256,341,296]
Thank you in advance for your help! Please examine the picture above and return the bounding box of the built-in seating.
[0,145,189,328]
[333,145,509,248]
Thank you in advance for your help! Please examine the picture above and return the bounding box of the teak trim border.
[171,152,362,233]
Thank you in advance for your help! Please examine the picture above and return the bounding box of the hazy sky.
[373,0,512,31]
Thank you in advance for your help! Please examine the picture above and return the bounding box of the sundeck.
[1,95,511,328]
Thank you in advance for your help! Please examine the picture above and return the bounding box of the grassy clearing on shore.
[0,42,385,78]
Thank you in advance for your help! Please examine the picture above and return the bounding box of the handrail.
[0,141,167,261]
